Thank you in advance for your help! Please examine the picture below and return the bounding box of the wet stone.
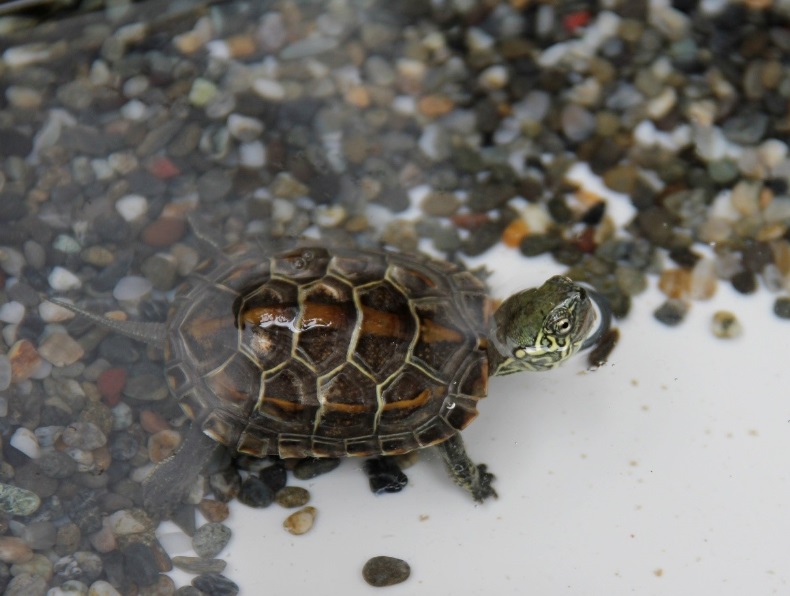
[773,297,790,319]
[122,543,160,587]
[520,233,561,257]
[37,450,78,479]
[19,521,56,551]
[653,299,688,327]
[5,573,47,596]
[275,486,310,508]
[10,553,52,581]
[363,457,408,495]
[208,468,242,503]
[54,524,81,557]
[197,500,228,523]
[362,556,411,587]
[62,421,107,451]
[731,270,758,294]
[293,458,341,480]
[172,556,226,575]
[122,374,168,401]
[259,463,287,493]
[0,537,33,564]
[283,506,317,535]
[53,551,103,585]
[0,483,40,516]
[192,523,231,558]
[237,476,274,508]
[14,464,58,499]
[192,573,239,596]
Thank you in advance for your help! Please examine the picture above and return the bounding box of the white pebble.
[2,43,51,68]
[239,141,266,168]
[0,301,25,325]
[758,139,788,169]
[764,197,790,223]
[39,300,76,323]
[120,99,149,121]
[48,266,82,291]
[113,276,153,303]
[252,78,286,101]
[34,425,63,448]
[115,194,149,222]
[10,427,40,459]
[0,246,25,276]
[478,65,508,91]
[106,510,148,535]
[111,403,133,431]
[227,114,264,141]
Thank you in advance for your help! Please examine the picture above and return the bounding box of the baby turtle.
[49,244,608,510]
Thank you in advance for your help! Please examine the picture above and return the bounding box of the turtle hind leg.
[436,433,497,502]
[143,423,219,517]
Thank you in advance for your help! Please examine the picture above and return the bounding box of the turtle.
[49,243,609,511]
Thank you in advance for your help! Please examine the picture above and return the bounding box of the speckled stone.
[192,523,231,559]
[192,573,238,596]
[275,487,310,509]
[653,299,688,327]
[0,482,41,516]
[362,556,411,587]
[773,297,790,319]
[172,556,227,574]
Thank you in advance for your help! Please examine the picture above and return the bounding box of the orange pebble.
[501,218,529,248]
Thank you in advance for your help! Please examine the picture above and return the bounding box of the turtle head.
[488,275,596,376]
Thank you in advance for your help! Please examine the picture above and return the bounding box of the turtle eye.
[548,309,573,336]
[513,348,527,359]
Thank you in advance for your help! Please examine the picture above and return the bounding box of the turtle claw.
[472,464,498,503]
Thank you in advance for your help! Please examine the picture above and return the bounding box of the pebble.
[0,301,25,324]
[115,194,148,222]
[88,580,122,596]
[38,332,85,367]
[252,78,286,101]
[0,537,33,564]
[197,500,229,523]
[148,430,182,464]
[11,553,53,581]
[141,217,187,247]
[293,458,341,480]
[48,267,82,291]
[362,556,411,587]
[711,311,742,339]
[653,299,688,327]
[237,476,275,508]
[192,523,231,558]
[112,276,152,304]
[172,556,226,574]
[774,297,790,319]
[283,506,317,535]
[0,355,11,391]
[9,427,41,459]
[61,421,107,450]
[259,463,287,493]
[275,487,310,509]
[192,573,239,596]
[122,543,159,587]
[0,483,40,516]
[5,573,48,596]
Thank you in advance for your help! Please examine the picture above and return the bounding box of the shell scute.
[257,360,319,434]
[328,251,387,284]
[378,366,446,433]
[410,299,475,380]
[315,363,378,438]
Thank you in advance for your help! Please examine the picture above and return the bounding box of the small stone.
[293,458,340,480]
[88,580,121,596]
[363,457,408,495]
[49,266,82,291]
[106,509,152,536]
[711,311,742,339]
[38,332,85,367]
[0,537,33,564]
[141,217,187,247]
[97,368,127,404]
[238,141,266,169]
[362,556,411,587]
[62,421,107,450]
[478,65,508,90]
[227,114,264,142]
[774,297,790,319]
[112,276,152,304]
[259,463,287,493]
[197,500,229,523]
[275,487,310,509]
[689,259,717,300]
[55,524,81,557]
[603,165,639,194]
[417,95,454,118]
[252,78,286,101]
[10,427,40,459]
[8,340,40,383]
[115,194,148,222]
[192,523,231,558]
[192,573,238,596]
[658,268,691,300]
[122,543,159,587]
[5,573,47,596]
[139,410,170,434]
[420,191,460,217]
[188,78,218,107]
[0,301,24,324]
[561,104,595,142]
[283,506,317,535]
[237,476,275,508]
[0,482,40,516]
[208,468,241,503]
[148,430,182,464]
[653,299,688,327]
[172,556,226,574]
[0,355,10,391]
[731,270,757,294]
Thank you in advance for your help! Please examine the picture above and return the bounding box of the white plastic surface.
[161,245,790,596]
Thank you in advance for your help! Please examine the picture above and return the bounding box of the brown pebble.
[362,556,411,587]
[275,486,310,509]
[711,311,742,339]
[148,430,182,464]
[658,268,691,299]
[417,95,454,117]
[141,216,187,247]
[283,506,316,535]
[198,499,229,523]
[139,410,171,434]
[0,536,34,564]
[9,339,42,382]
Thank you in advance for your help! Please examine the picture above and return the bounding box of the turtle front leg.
[436,433,497,502]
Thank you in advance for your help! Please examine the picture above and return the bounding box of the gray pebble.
[172,555,227,575]
[362,556,411,587]
[192,523,231,558]
[653,299,688,327]
[5,573,48,596]
[774,297,790,319]
[237,476,274,508]
[122,542,160,587]
[193,573,239,596]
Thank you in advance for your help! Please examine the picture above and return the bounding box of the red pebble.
[141,216,187,247]
[98,368,127,406]
[147,156,181,179]
[449,212,490,231]
[563,10,591,33]
[139,410,171,434]
[574,226,597,254]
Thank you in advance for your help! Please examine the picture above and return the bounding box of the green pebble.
[0,482,41,516]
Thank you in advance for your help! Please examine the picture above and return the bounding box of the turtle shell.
[164,245,492,459]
